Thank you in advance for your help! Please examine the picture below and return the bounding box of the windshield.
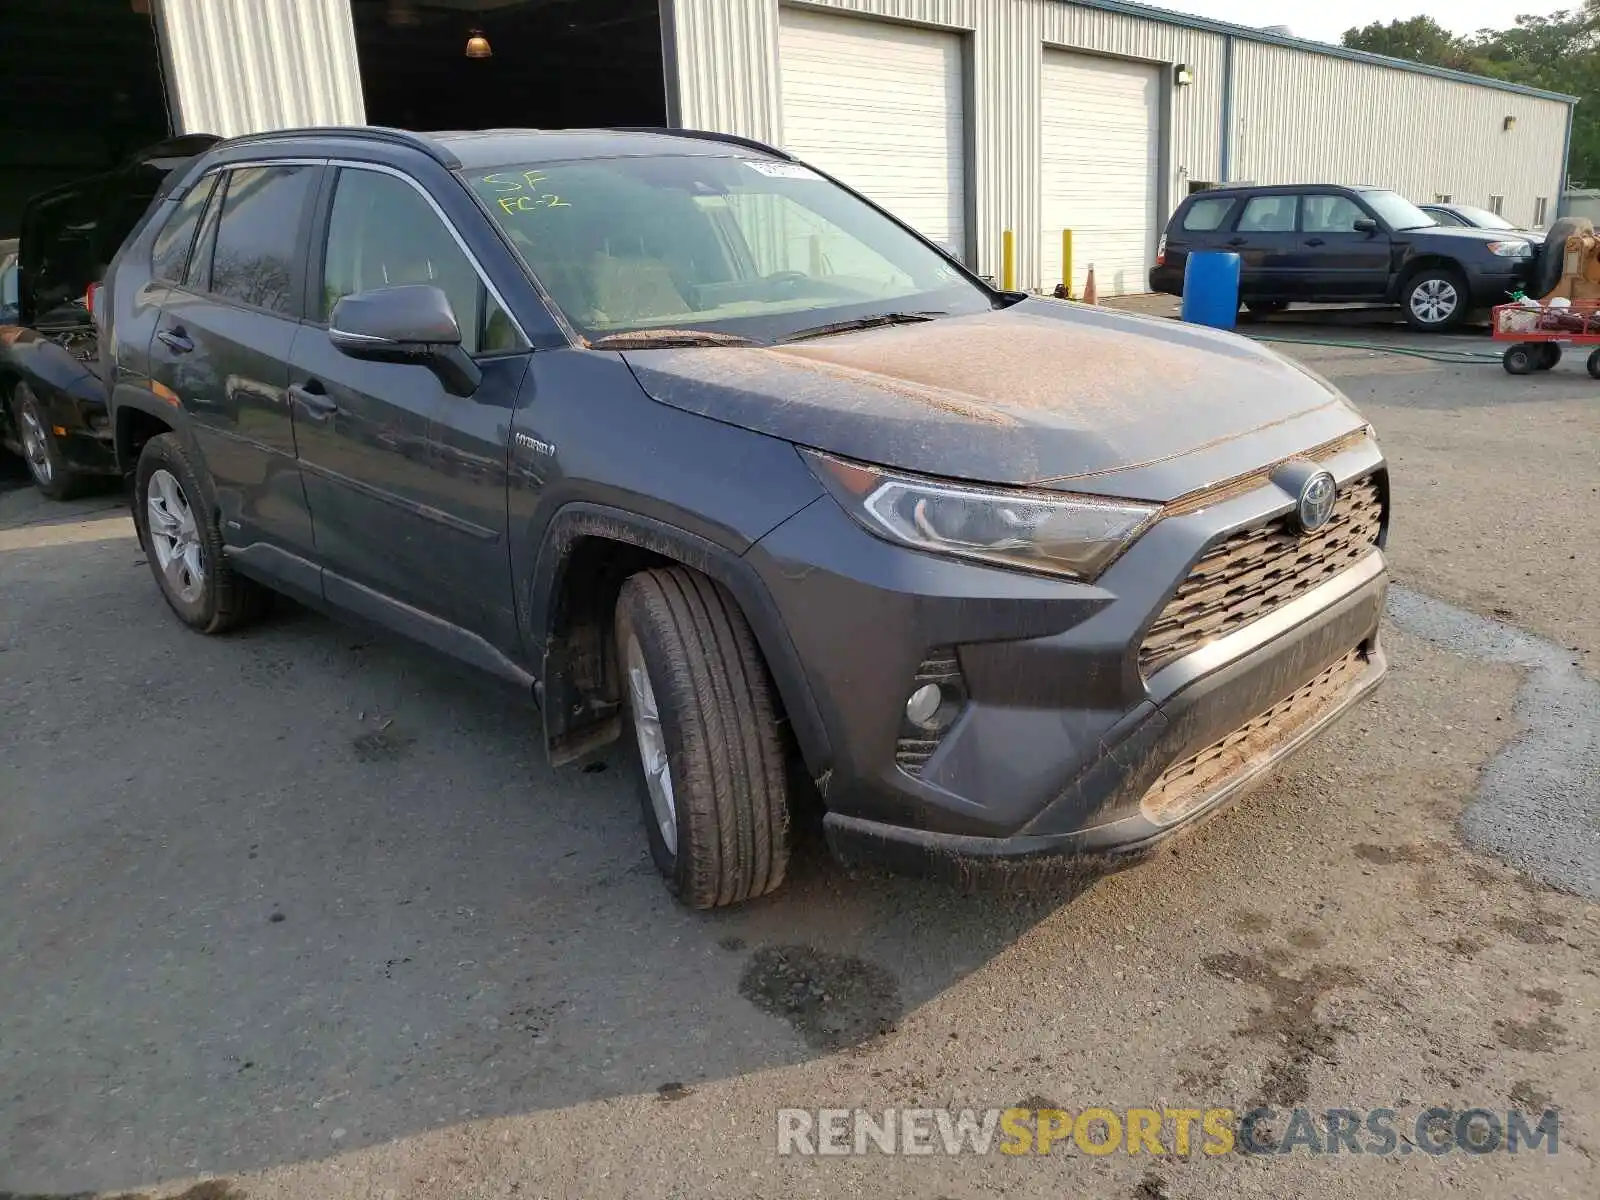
[465,155,991,342]
[1448,204,1516,230]
[1361,190,1437,232]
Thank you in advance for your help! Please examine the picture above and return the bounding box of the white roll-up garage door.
[1041,51,1161,297]
[778,10,967,261]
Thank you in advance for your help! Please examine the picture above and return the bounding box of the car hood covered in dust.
[620,298,1369,503]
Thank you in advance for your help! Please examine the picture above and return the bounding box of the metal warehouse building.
[11,0,1571,296]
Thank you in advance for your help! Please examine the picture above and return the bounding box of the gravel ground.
[0,327,1597,1199]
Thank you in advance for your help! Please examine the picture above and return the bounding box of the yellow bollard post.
[1062,229,1074,299]
[1001,230,1016,292]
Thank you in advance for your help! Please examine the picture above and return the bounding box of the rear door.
[291,163,528,638]
[146,161,322,555]
[1230,194,1300,300]
[1296,193,1392,299]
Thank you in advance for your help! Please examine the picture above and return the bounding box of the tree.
[1342,16,1482,72]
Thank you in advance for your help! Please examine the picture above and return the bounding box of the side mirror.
[1353,217,1379,234]
[329,284,482,397]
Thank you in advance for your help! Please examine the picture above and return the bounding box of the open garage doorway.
[0,0,170,237]
[352,0,668,133]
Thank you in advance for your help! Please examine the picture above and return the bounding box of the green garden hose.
[1245,333,1507,365]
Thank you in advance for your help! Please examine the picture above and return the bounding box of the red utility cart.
[1493,300,1600,376]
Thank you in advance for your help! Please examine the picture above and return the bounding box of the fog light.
[905,683,944,729]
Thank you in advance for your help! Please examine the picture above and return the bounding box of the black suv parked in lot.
[103,127,1390,907]
[1150,184,1536,331]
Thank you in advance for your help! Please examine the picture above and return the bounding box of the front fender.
[530,502,832,777]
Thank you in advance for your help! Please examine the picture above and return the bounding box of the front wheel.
[11,383,87,500]
[1403,269,1468,332]
[133,433,267,633]
[615,566,791,909]
[1503,345,1536,375]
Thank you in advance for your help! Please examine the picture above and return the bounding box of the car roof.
[1191,183,1389,199]
[212,125,790,172]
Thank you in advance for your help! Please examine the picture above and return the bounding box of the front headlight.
[1487,240,1534,258]
[802,449,1159,581]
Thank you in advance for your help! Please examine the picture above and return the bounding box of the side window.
[208,165,317,315]
[1181,197,1235,232]
[1301,195,1368,234]
[1431,210,1465,227]
[1237,196,1298,233]
[321,168,517,355]
[150,174,219,282]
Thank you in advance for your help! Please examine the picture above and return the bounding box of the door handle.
[1226,237,1248,247]
[157,327,194,354]
[289,381,339,419]
[1305,237,1326,247]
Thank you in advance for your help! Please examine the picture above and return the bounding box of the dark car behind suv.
[102,127,1390,908]
[0,135,217,497]
[1150,184,1536,331]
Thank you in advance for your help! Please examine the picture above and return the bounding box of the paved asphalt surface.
[1,308,1597,1199]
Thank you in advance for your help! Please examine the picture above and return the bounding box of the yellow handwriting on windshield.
[480,171,572,214]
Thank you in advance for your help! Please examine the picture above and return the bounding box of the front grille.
[1140,474,1384,676]
[895,649,962,778]
[1140,648,1369,826]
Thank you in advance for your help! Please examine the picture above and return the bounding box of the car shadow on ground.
[0,532,1100,1192]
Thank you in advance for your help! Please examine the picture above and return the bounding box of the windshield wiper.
[587,329,759,350]
[780,311,946,343]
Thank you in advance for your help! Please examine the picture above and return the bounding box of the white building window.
[1489,195,1505,215]
[1434,193,1452,203]
[1534,196,1549,227]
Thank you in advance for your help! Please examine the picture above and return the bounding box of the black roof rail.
[219,125,462,169]
[607,126,793,160]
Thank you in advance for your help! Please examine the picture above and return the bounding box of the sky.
[1146,0,1575,44]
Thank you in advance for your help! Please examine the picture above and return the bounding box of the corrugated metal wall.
[667,0,1571,291]
[670,0,1224,289]
[1231,41,1567,229]
[157,0,365,138]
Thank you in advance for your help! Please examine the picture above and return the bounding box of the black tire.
[1538,342,1562,370]
[1586,348,1600,379]
[1503,345,1535,375]
[1244,299,1288,316]
[133,432,267,634]
[10,382,88,500]
[1402,267,1470,332]
[1528,216,1591,300]
[615,566,790,908]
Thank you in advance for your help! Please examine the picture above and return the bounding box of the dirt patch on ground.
[737,945,902,1051]
[1200,951,1362,1107]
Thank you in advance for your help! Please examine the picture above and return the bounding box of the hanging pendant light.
[465,29,492,59]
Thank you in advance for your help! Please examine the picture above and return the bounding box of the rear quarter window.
[1181,197,1236,232]
[150,174,219,283]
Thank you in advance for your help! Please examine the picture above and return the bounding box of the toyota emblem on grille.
[1296,471,1338,533]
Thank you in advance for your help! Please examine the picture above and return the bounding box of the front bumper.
[1461,263,1531,307]
[749,433,1388,878]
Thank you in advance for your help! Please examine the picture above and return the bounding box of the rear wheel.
[1586,348,1600,379]
[615,566,790,909]
[133,433,267,633]
[11,382,87,500]
[1403,268,1468,332]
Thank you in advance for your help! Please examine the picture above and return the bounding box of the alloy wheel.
[626,632,678,854]
[17,402,53,486]
[1409,278,1459,325]
[146,467,206,605]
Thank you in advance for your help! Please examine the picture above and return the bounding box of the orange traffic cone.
[1082,264,1099,306]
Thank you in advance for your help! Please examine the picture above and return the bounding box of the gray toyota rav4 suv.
[101,127,1389,907]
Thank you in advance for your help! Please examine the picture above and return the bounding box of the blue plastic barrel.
[1181,251,1242,329]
